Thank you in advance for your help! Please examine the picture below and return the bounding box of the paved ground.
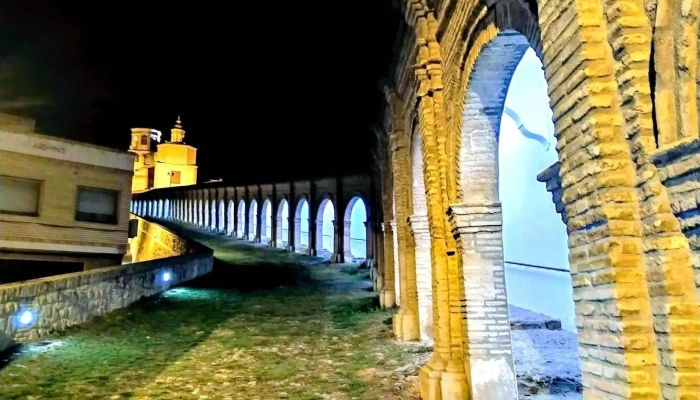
[0,222,582,399]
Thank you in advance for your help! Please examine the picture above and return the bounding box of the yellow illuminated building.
[129,116,197,192]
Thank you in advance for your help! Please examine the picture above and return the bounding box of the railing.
[505,260,569,273]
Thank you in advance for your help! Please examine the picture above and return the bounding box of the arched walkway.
[276,199,289,248]
[227,200,235,235]
[237,200,246,238]
[315,198,335,259]
[248,199,258,241]
[294,198,310,252]
[261,199,272,244]
[343,196,367,261]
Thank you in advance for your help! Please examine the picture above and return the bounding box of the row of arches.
[131,195,369,261]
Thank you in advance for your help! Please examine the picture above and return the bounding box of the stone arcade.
[133,0,700,398]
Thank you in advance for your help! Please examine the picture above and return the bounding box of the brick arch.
[260,197,273,243]
[342,194,368,261]
[248,198,258,241]
[293,195,310,252]
[315,195,336,259]
[276,196,290,249]
[236,199,246,238]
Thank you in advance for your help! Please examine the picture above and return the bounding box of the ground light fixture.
[162,271,172,283]
[16,309,36,327]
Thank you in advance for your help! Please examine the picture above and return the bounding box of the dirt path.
[0,223,425,400]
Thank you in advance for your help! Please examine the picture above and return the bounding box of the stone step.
[509,305,562,331]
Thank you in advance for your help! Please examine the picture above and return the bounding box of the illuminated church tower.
[128,116,198,193]
[152,115,198,188]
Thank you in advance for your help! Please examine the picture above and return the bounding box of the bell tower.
[170,115,185,143]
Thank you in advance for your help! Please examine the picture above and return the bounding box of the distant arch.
[210,199,217,230]
[261,198,272,244]
[237,200,246,238]
[276,198,289,248]
[343,196,367,260]
[164,199,171,219]
[227,200,235,235]
[294,197,310,252]
[249,199,258,241]
[315,197,335,259]
[203,199,210,228]
[197,199,203,226]
[218,200,225,232]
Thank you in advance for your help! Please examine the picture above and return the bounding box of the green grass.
[0,222,418,400]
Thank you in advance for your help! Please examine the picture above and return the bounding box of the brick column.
[381,221,396,307]
[390,220,401,307]
[448,202,517,397]
[374,224,385,292]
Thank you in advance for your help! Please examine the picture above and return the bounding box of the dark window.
[140,135,148,145]
[0,176,41,216]
[75,187,119,224]
[170,171,181,184]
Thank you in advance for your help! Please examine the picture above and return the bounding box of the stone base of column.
[286,245,295,252]
[330,253,344,263]
[380,289,395,308]
[418,357,468,400]
[253,237,261,243]
[394,311,420,341]
[306,248,317,256]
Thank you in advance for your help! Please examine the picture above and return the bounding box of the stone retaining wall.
[0,216,213,351]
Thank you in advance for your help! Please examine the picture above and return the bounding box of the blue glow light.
[18,310,35,326]
[162,272,172,282]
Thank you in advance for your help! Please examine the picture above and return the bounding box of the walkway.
[0,223,425,400]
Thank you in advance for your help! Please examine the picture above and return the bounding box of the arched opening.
[276,199,289,248]
[315,198,335,259]
[248,199,258,241]
[237,200,246,238]
[218,200,225,232]
[164,199,170,219]
[411,126,433,340]
[261,199,272,243]
[458,30,576,396]
[227,200,234,235]
[294,198,310,252]
[203,199,210,228]
[343,196,367,261]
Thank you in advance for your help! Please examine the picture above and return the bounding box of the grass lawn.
[0,223,425,400]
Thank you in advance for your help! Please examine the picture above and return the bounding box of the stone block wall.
[0,217,213,352]
[651,139,700,296]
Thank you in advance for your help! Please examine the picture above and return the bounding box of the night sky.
[0,1,400,184]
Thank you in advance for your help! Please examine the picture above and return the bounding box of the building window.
[170,171,181,185]
[140,135,148,145]
[0,176,41,216]
[75,187,118,224]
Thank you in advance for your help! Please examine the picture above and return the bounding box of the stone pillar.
[332,219,344,263]
[390,220,400,307]
[448,202,517,398]
[409,214,433,340]
[243,188,250,241]
[374,223,385,292]
[287,184,296,251]
[308,219,317,256]
[364,220,374,265]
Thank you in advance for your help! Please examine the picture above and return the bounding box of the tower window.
[141,136,148,145]
[170,171,181,184]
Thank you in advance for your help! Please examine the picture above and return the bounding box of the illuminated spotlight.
[162,271,172,282]
[17,309,35,327]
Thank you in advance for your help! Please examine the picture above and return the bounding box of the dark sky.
[0,1,399,184]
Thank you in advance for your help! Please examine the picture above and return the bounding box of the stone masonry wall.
[0,217,213,352]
